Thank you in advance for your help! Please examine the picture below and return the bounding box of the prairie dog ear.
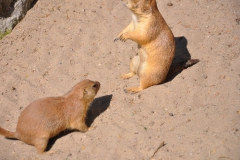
[83,88,88,94]
[145,0,150,4]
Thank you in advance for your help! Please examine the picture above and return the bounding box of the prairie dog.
[115,0,175,93]
[0,79,100,153]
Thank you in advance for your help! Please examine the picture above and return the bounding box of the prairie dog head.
[82,80,100,101]
[69,79,100,102]
[121,0,155,14]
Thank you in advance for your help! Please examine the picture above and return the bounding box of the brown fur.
[115,0,175,93]
[0,79,100,153]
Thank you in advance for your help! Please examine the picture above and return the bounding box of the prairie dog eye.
[92,82,100,89]
[92,84,98,88]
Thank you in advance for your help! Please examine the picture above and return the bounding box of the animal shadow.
[86,94,113,127]
[46,94,112,152]
[166,36,199,82]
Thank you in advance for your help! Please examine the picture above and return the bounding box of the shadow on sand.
[166,36,199,82]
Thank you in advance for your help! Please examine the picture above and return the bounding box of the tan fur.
[115,0,175,93]
[0,79,100,153]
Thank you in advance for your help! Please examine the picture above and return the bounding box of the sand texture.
[0,0,239,159]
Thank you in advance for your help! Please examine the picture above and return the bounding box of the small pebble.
[169,113,174,116]
[202,74,208,79]
[236,18,240,25]
[138,94,141,99]
[167,2,173,6]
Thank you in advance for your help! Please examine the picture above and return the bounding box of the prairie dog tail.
[0,127,17,139]
[167,59,200,79]
[184,59,200,69]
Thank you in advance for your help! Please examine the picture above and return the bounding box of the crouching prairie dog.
[115,0,175,93]
[0,79,100,153]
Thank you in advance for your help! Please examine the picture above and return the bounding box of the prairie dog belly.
[137,46,147,76]
[132,14,138,29]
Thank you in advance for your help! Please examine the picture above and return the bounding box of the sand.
[0,0,239,159]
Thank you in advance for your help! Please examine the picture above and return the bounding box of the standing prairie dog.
[115,0,175,93]
[0,79,100,153]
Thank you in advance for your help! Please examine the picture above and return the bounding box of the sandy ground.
[0,0,240,159]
